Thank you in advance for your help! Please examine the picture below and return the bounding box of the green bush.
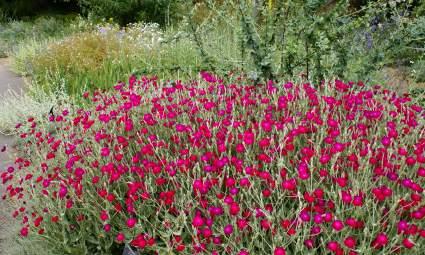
[185,0,425,83]
[78,0,188,26]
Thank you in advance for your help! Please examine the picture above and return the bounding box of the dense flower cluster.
[1,73,424,254]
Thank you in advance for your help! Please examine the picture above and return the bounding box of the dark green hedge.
[0,0,79,19]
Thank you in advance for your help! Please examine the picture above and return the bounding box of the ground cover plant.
[1,73,424,254]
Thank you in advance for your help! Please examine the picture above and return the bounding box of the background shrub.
[78,0,188,26]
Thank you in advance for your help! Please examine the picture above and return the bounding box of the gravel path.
[0,58,25,255]
[0,58,24,169]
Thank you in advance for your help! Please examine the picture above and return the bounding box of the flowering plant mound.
[1,73,424,254]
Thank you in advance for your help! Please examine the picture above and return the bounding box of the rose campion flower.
[192,215,204,227]
[58,185,68,199]
[100,147,110,157]
[274,247,286,255]
[116,232,125,243]
[224,224,233,235]
[126,218,137,228]
[20,227,29,237]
